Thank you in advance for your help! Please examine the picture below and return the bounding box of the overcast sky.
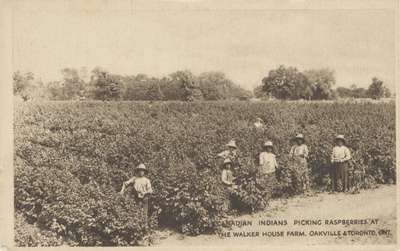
[12,0,396,91]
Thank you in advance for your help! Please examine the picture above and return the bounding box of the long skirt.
[290,157,310,193]
[256,172,278,201]
[222,185,235,211]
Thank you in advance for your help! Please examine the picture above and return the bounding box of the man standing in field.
[289,134,311,195]
[120,164,153,218]
[258,141,278,193]
[330,135,351,193]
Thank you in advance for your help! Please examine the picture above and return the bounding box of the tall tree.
[367,77,385,99]
[159,76,182,101]
[383,86,392,98]
[145,79,165,100]
[124,74,153,100]
[60,68,86,100]
[197,71,227,100]
[90,67,124,101]
[13,71,35,101]
[253,85,267,99]
[303,68,335,100]
[169,70,203,101]
[197,71,251,100]
[261,65,311,100]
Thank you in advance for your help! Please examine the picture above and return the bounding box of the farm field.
[159,185,396,246]
[14,101,396,246]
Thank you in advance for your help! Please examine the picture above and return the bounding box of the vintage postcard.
[0,0,398,250]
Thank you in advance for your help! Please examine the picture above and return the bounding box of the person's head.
[255,117,264,123]
[335,135,345,146]
[226,140,237,150]
[223,159,232,169]
[294,134,305,146]
[263,141,273,152]
[136,163,147,177]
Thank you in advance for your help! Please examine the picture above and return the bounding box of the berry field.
[14,100,396,246]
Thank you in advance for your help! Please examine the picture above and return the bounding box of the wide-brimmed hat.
[135,163,148,172]
[226,140,237,148]
[335,135,345,142]
[263,141,273,147]
[255,117,264,122]
[223,158,232,165]
[294,133,305,142]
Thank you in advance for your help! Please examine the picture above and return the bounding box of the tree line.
[13,67,252,102]
[253,65,391,100]
[13,65,392,102]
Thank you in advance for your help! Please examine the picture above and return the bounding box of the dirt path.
[157,185,396,246]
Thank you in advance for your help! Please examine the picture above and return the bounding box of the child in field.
[258,141,278,192]
[330,135,351,192]
[221,158,236,187]
[221,158,236,211]
[120,163,153,216]
[254,117,265,129]
[217,140,240,171]
[289,134,311,195]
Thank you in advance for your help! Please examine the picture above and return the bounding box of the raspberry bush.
[14,100,395,246]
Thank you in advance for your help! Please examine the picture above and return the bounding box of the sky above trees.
[12,0,395,91]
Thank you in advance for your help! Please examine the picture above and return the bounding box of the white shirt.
[290,144,309,158]
[331,146,351,163]
[133,177,153,198]
[254,121,264,129]
[221,169,234,185]
[259,152,278,174]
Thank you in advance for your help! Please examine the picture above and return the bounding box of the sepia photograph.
[2,0,398,249]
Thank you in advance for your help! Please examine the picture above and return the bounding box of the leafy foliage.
[262,65,311,100]
[15,213,63,247]
[367,77,391,99]
[303,68,335,100]
[90,68,124,101]
[336,85,368,99]
[13,71,36,101]
[15,101,395,246]
[13,68,252,102]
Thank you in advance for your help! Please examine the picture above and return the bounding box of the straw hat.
[335,135,345,142]
[294,133,305,142]
[135,163,148,172]
[223,158,232,165]
[263,141,273,147]
[226,140,237,148]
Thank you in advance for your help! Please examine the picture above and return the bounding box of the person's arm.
[303,145,309,159]
[273,155,278,170]
[120,176,136,194]
[289,146,295,158]
[125,176,136,186]
[343,147,351,162]
[259,153,264,166]
[331,148,336,163]
[146,179,153,194]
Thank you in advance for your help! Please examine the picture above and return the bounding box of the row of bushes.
[14,101,395,246]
